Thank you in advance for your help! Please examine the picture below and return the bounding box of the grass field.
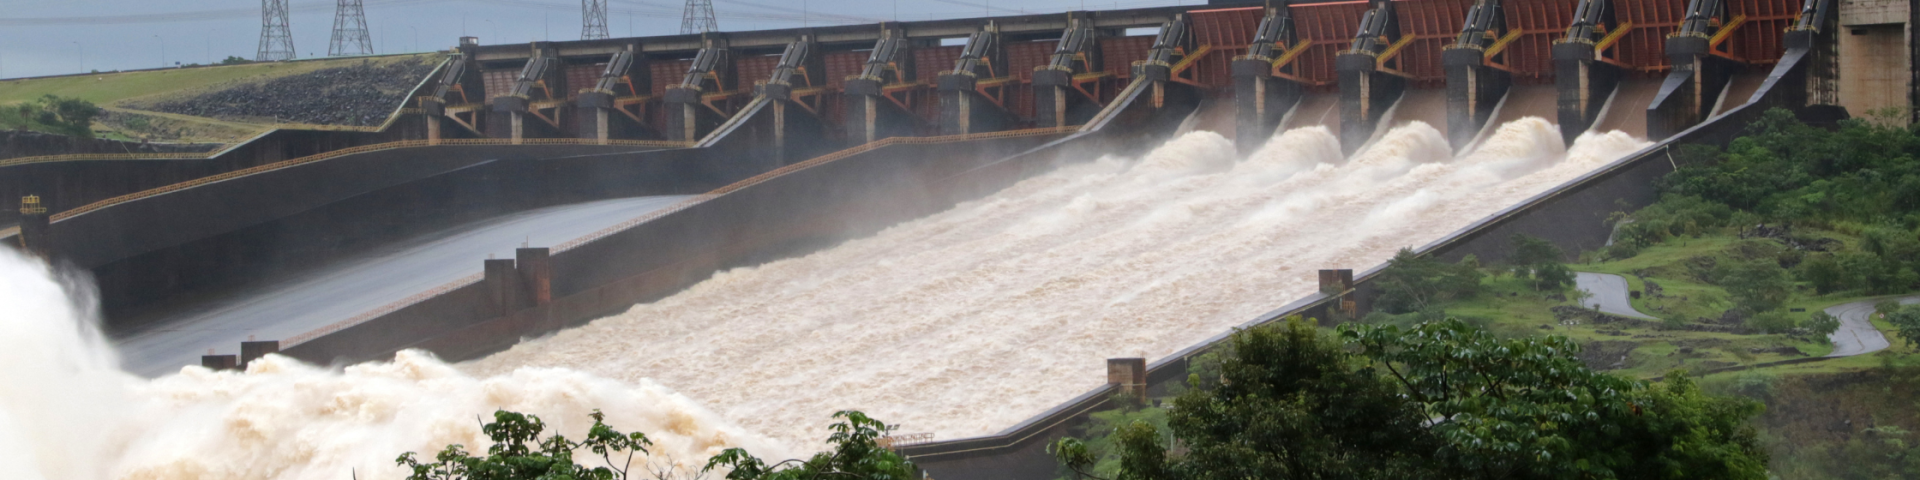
[1413,230,1915,379]
[0,53,435,143]
[0,54,434,107]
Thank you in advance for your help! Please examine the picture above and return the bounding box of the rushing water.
[0,248,785,480]
[466,118,1650,448]
[3,117,1647,479]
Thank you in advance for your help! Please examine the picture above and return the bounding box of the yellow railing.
[279,126,1077,348]
[50,138,691,222]
[0,150,223,168]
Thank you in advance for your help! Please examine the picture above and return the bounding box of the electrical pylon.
[680,0,718,35]
[329,0,374,56]
[582,0,611,40]
[256,0,296,61]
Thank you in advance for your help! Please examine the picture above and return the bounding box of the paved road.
[112,196,691,377]
[1821,297,1912,357]
[1574,272,1657,320]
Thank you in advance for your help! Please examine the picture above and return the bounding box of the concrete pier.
[1336,1,1404,154]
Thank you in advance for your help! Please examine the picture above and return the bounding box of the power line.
[329,0,375,56]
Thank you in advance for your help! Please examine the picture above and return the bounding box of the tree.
[220,55,253,65]
[1714,259,1793,314]
[1508,234,1575,291]
[1804,311,1842,338]
[704,411,914,480]
[1054,318,1769,480]
[399,410,912,480]
[398,410,658,480]
[1054,317,1436,479]
[1375,248,1484,314]
[1888,304,1920,349]
[1343,320,1768,479]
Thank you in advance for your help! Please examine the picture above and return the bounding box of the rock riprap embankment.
[142,60,436,127]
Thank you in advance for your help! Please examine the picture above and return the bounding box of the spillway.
[463,117,1650,448]
[1,116,1652,479]
[113,196,691,378]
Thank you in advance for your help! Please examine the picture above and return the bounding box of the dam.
[0,0,1904,478]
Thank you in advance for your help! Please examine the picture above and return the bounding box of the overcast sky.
[0,0,1195,79]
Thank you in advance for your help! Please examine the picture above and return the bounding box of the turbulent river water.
[3,118,1647,480]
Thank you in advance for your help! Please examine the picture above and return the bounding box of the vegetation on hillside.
[399,410,913,480]
[1052,318,1768,479]
[0,94,101,138]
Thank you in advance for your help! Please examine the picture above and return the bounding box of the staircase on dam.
[0,0,1879,477]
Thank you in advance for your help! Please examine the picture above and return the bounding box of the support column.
[1553,42,1619,144]
[576,91,615,143]
[202,353,238,371]
[483,258,524,316]
[515,248,552,306]
[1106,357,1147,403]
[1318,269,1359,319]
[1336,53,1405,154]
[488,96,528,140]
[1646,34,1729,140]
[16,195,50,259]
[240,340,279,370]
[1444,47,1509,150]
[1233,59,1302,154]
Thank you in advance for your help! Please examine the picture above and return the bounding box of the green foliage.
[1713,259,1793,314]
[1054,318,1769,479]
[0,94,101,138]
[1610,195,1735,253]
[1887,304,1920,349]
[1048,406,1169,480]
[1746,310,1797,334]
[220,55,253,65]
[1804,311,1842,338]
[1375,248,1484,314]
[704,410,914,480]
[1508,234,1575,291]
[397,410,655,480]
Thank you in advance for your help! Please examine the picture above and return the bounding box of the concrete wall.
[0,125,431,229]
[66,144,692,322]
[0,131,216,161]
[1839,25,1910,122]
[1841,0,1908,26]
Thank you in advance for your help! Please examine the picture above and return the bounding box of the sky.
[0,0,1198,79]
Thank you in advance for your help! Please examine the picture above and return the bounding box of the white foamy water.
[2,117,1649,479]
[0,248,787,480]
[466,117,1652,448]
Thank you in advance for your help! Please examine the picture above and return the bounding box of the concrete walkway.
[1821,297,1913,357]
[1574,272,1658,320]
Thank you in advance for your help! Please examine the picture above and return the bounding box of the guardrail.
[49,138,693,222]
[280,126,1078,348]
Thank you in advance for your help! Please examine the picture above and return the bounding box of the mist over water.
[2,116,1648,479]
[0,247,785,480]
[467,117,1652,448]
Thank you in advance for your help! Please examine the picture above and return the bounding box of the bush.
[1714,259,1794,314]
[1746,310,1797,334]
[1804,311,1842,338]
[1374,248,1483,314]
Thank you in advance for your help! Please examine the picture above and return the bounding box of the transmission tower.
[329,0,374,56]
[680,0,718,35]
[256,0,296,61]
[582,0,611,40]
